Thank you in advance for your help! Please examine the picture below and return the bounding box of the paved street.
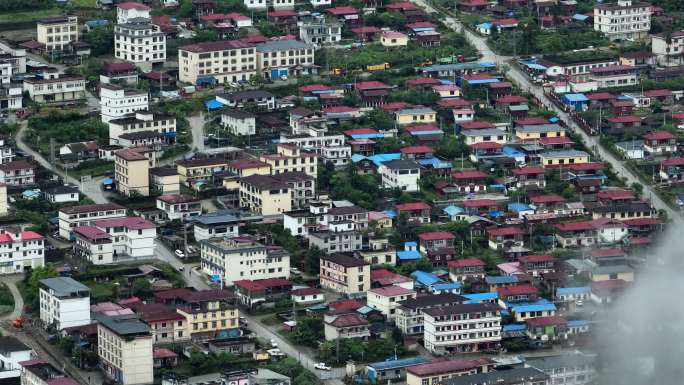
[15,122,109,204]
[188,113,207,153]
[154,241,346,384]
[410,0,681,225]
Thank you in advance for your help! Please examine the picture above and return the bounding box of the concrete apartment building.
[73,226,115,265]
[593,0,651,42]
[0,228,45,275]
[0,160,35,186]
[23,74,85,104]
[100,83,149,123]
[96,313,153,385]
[220,109,256,136]
[19,360,78,385]
[243,0,294,10]
[58,203,127,239]
[156,194,202,221]
[200,235,290,285]
[39,277,91,330]
[115,148,154,197]
[108,111,176,145]
[36,16,78,52]
[378,159,421,192]
[178,40,257,85]
[238,174,292,215]
[0,336,32,380]
[114,19,166,70]
[366,285,417,320]
[299,21,342,46]
[423,303,502,354]
[94,217,156,259]
[319,254,370,296]
[652,30,684,66]
[173,289,240,340]
[259,143,318,177]
[255,40,315,80]
[395,293,466,336]
[175,158,230,186]
[117,2,151,24]
[150,167,181,195]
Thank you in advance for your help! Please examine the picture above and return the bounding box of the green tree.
[131,278,152,298]
[82,26,114,56]
[25,266,58,311]
[305,246,323,275]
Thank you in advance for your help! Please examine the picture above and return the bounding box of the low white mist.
[594,226,684,384]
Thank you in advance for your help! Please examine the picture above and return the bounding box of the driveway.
[16,122,109,204]
[0,274,24,323]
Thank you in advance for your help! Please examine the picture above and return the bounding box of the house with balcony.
[354,80,394,107]
[448,258,486,283]
[395,202,431,224]
[660,157,684,183]
[319,254,370,296]
[525,316,569,343]
[366,285,416,320]
[463,199,498,216]
[554,221,598,248]
[510,167,546,189]
[451,170,488,194]
[487,226,523,251]
[156,194,202,221]
[643,131,676,155]
[422,303,501,354]
[394,293,465,336]
[233,278,292,308]
[518,254,557,277]
[324,313,370,341]
[497,284,539,305]
[418,231,456,267]
[590,65,637,88]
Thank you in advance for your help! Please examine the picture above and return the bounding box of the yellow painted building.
[238,174,292,215]
[115,148,154,197]
[540,150,589,167]
[395,107,437,125]
[380,31,408,47]
[175,291,240,340]
[515,124,566,141]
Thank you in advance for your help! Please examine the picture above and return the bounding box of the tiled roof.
[418,231,455,241]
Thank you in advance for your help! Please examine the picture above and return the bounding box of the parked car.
[269,339,278,348]
[290,268,301,276]
[314,363,331,371]
[174,249,185,258]
[575,300,584,307]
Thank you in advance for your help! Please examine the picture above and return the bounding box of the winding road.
[411,0,681,225]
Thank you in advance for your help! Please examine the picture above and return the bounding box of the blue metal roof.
[562,93,589,103]
[433,282,462,290]
[397,250,421,260]
[404,241,417,247]
[503,146,525,156]
[351,133,385,139]
[410,129,444,136]
[556,287,591,295]
[443,205,464,216]
[411,270,441,286]
[573,14,589,21]
[511,302,557,313]
[205,99,224,110]
[423,62,486,72]
[503,323,527,332]
[508,203,531,212]
[417,158,452,169]
[463,292,498,301]
[567,320,589,327]
[367,356,431,371]
[356,305,375,315]
[485,275,519,285]
[465,78,500,85]
[476,22,492,30]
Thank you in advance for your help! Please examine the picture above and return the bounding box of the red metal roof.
[95,217,156,230]
[234,278,291,291]
[590,248,624,258]
[405,124,440,132]
[418,231,456,241]
[267,10,297,17]
[153,348,178,359]
[439,99,472,108]
[407,77,441,86]
[586,92,615,101]
[554,221,594,232]
[607,115,641,124]
[529,194,566,204]
[644,89,672,97]
[515,117,547,125]
[460,121,494,130]
[463,199,497,207]
[400,145,434,154]
[488,81,513,89]
[299,84,332,92]
[329,299,363,311]
[495,95,527,104]
[511,167,545,175]
[407,22,436,28]
[662,157,684,167]
[610,100,634,107]
[538,136,574,145]
[519,254,556,263]
[328,313,369,327]
[448,258,486,268]
[526,315,567,327]
[369,285,414,296]
[567,162,604,171]
[452,170,488,179]
[290,287,322,296]
[406,358,493,377]
[469,141,503,150]
[381,102,411,110]
[621,217,660,226]
[644,131,674,140]
[597,189,635,201]
[396,202,431,211]
[117,1,151,10]
[385,1,418,10]
[488,226,523,236]
[327,6,359,14]
[355,80,391,90]
[498,284,538,297]
[344,128,378,136]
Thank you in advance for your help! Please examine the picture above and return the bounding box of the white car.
[174,249,185,258]
[290,268,301,276]
[267,348,284,357]
[314,363,332,371]
[270,339,278,348]
[576,300,584,307]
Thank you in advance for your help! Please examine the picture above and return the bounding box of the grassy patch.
[65,159,113,178]
[71,0,97,7]
[0,8,62,23]
[0,283,14,314]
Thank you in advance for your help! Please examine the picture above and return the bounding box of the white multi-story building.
[93,217,156,259]
[108,111,176,145]
[116,2,151,24]
[423,303,501,355]
[0,160,34,186]
[96,313,153,385]
[38,277,90,330]
[243,0,294,10]
[23,74,85,104]
[0,228,44,275]
[178,40,257,85]
[378,159,421,192]
[0,336,32,380]
[73,226,115,265]
[220,109,256,136]
[200,236,290,285]
[0,40,27,74]
[100,83,149,122]
[366,285,416,321]
[114,19,166,70]
[58,203,127,240]
[299,21,342,46]
[0,83,23,111]
[594,0,651,42]
[279,133,350,169]
[260,143,318,177]
[36,16,78,52]
[652,30,684,66]
[255,40,315,80]
[156,194,202,221]
[525,352,597,385]
[200,235,290,285]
